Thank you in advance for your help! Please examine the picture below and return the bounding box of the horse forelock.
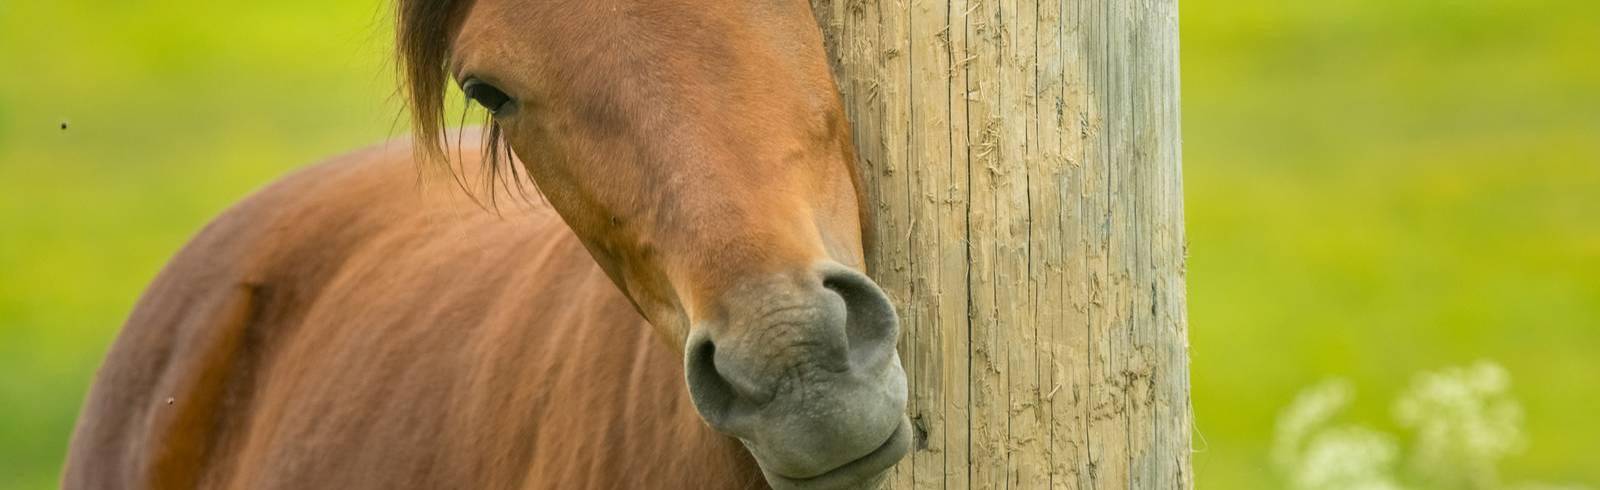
[396,0,533,208]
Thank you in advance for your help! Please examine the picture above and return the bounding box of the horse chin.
[751,416,913,490]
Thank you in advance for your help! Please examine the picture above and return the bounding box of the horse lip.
[762,416,913,490]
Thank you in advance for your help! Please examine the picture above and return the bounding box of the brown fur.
[65,143,766,488]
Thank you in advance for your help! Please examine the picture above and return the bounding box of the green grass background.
[1,0,1595,488]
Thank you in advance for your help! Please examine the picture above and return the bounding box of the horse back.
[63,140,764,489]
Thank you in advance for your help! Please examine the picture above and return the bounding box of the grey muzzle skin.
[685,263,911,489]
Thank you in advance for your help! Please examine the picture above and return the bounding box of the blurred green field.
[1,0,1595,488]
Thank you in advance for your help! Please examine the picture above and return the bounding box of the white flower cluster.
[1395,362,1525,488]
[1271,361,1587,490]
[1273,380,1405,490]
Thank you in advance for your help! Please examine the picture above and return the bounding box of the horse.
[61,0,911,488]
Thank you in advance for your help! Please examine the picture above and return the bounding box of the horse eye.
[462,79,512,115]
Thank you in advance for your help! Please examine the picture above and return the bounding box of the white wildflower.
[1394,361,1525,489]
[1271,361,1591,490]
[1274,380,1355,470]
[1293,426,1407,490]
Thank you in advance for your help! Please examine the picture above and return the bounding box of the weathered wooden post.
[812,0,1191,487]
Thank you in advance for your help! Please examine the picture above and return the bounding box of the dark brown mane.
[396,0,523,203]
[396,0,466,162]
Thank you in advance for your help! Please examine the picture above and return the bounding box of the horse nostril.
[685,336,737,428]
[820,266,899,368]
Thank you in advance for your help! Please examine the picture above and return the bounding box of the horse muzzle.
[684,263,910,489]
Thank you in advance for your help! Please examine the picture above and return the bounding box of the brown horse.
[62,0,910,488]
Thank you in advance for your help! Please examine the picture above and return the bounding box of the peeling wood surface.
[812,0,1191,488]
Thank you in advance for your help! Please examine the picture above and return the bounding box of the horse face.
[434,0,910,486]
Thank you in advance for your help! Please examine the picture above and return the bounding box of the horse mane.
[396,0,527,206]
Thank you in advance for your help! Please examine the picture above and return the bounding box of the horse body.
[64,141,762,489]
[68,0,913,487]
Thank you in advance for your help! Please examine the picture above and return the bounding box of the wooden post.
[813,0,1191,488]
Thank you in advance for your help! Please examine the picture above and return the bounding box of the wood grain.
[813,0,1191,487]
